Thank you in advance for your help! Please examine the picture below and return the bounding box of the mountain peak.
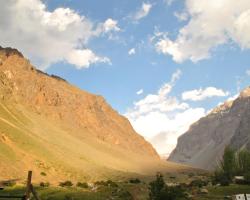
[210,100,233,114]
[0,46,167,181]
[239,86,250,98]
[0,46,24,59]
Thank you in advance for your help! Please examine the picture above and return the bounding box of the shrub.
[40,172,47,176]
[59,181,73,187]
[2,181,16,187]
[129,178,141,184]
[40,182,50,187]
[76,182,88,188]
[117,190,133,200]
[94,180,118,187]
[94,181,108,186]
[189,179,208,188]
[106,180,118,187]
[160,186,187,200]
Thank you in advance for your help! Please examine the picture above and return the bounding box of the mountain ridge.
[169,87,250,170]
[0,46,187,183]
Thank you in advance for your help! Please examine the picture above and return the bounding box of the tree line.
[213,147,250,186]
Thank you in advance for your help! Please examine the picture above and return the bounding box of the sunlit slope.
[0,46,189,182]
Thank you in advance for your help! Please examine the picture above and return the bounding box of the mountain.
[0,46,186,183]
[169,88,250,170]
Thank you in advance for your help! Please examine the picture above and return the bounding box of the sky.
[1,0,250,156]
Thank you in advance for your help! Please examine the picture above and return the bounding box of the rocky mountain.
[169,88,250,170]
[0,46,186,183]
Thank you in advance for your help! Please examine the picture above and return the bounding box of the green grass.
[0,184,135,200]
[195,184,250,200]
[1,183,250,200]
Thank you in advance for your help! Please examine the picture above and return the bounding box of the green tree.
[237,149,250,174]
[220,146,237,181]
[149,173,187,200]
[149,173,165,200]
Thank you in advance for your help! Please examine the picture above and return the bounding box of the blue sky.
[1,0,250,156]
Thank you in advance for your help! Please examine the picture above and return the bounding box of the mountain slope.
[0,46,186,182]
[169,88,250,170]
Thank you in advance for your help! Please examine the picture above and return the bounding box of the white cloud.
[155,0,250,63]
[136,89,144,95]
[182,87,229,101]
[133,3,152,21]
[125,69,206,156]
[66,49,111,69]
[103,18,120,32]
[95,18,121,34]
[174,11,189,21]
[128,48,136,55]
[246,69,250,76]
[0,0,111,69]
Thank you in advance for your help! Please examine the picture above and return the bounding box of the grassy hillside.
[0,98,187,183]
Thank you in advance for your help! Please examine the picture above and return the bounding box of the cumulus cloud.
[133,3,152,21]
[246,69,250,76]
[95,18,121,34]
[128,48,136,55]
[125,69,206,156]
[155,0,250,63]
[182,87,229,101]
[136,89,143,95]
[0,0,111,69]
[66,49,111,69]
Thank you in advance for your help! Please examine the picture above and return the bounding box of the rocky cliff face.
[0,46,183,182]
[169,88,250,170]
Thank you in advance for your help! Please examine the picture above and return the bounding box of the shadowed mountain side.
[169,88,250,170]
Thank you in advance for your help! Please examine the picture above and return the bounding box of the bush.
[40,182,50,187]
[189,179,208,188]
[94,180,118,187]
[59,181,73,187]
[40,172,47,176]
[2,181,16,187]
[129,178,141,184]
[94,181,108,186]
[76,182,88,188]
[160,186,187,200]
[106,180,118,187]
[117,190,133,200]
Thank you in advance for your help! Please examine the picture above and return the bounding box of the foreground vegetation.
[1,173,250,200]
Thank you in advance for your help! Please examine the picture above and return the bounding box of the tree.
[149,173,187,200]
[149,173,165,200]
[237,149,250,174]
[220,146,237,181]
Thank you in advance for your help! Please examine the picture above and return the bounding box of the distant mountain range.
[169,88,250,170]
[0,46,186,183]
